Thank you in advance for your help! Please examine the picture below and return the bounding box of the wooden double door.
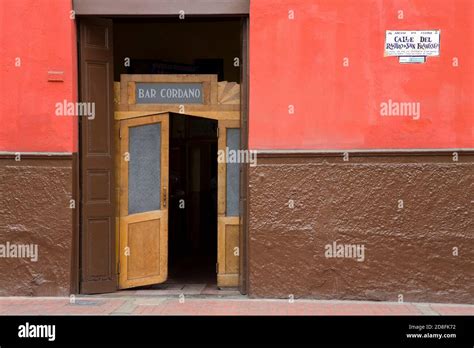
[117,113,240,289]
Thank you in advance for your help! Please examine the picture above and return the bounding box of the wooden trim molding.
[256,149,474,158]
[71,152,80,294]
[239,17,249,294]
[253,150,474,165]
[73,0,250,15]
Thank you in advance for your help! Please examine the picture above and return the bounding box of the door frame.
[75,12,249,294]
[73,0,249,16]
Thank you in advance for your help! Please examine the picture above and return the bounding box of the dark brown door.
[79,18,116,294]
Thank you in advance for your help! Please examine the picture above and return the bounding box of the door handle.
[163,187,167,208]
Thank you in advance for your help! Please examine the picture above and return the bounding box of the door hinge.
[117,260,120,274]
[216,127,219,138]
[216,262,219,274]
[119,127,122,139]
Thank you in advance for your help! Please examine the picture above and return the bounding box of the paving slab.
[0,296,472,316]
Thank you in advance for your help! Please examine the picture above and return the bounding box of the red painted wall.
[0,0,77,152]
[1,0,472,152]
[249,0,474,150]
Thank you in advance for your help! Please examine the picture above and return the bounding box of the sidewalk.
[0,295,472,316]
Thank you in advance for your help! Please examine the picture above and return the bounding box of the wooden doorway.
[78,16,249,294]
[114,75,242,290]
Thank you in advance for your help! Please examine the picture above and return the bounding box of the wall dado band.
[0,153,76,296]
[256,149,474,158]
[254,150,474,165]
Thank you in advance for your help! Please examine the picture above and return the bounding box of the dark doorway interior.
[113,17,241,83]
[168,114,218,284]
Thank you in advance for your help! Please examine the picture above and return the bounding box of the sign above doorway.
[136,82,204,104]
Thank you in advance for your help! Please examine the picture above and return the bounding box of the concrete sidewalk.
[0,295,472,316]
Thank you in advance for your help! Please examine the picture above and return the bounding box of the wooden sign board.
[136,82,204,104]
[115,74,240,121]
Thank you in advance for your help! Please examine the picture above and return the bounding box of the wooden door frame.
[76,14,249,294]
[73,0,250,16]
[239,17,249,294]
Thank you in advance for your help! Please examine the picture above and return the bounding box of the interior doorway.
[168,114,218,284]
[113,18,242,83]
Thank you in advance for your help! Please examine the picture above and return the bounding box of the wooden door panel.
[217,121,241,288]
[80,18,116,294]
[120,211,167,287]
[218,217,240,286]
[127,216,161,279]
[118,114,169,289]
[225,224,240,274]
